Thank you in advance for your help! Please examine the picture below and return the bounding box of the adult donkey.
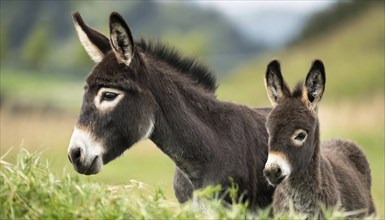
[68,11,273,209]
[263,60,375,217]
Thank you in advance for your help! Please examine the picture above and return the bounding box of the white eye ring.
[291,129,307,147]
[94,87,124,112]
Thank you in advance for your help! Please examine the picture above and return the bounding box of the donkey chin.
[67,127,104,175]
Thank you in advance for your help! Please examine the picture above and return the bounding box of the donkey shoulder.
[322,138,371,183]
[321,139,374,214]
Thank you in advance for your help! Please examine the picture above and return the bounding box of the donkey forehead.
[93,53,131,76]
[86,53,137,87]
[267,99,315,130]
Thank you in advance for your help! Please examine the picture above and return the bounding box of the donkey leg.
[173,167,194,203]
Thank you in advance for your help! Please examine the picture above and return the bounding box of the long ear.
[265,60,290,106]
[109,12,134,66]
[303,59,326,111]
[72,12,111,63]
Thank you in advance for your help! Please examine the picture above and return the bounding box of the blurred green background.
[1,1,383,217]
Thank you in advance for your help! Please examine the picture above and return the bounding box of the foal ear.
[265,60,290,106]
[109,12,135,66]
[303,60,326,111]
[72,12,111,63]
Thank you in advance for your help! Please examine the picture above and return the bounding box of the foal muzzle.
[264,164,286,185]
[264,152,291,186]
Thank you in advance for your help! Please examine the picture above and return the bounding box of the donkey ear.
[72,12,111,63]
[265,60,290,106]
[109,12,134,66]
[303,60,326,111]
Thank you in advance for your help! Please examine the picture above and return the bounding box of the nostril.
[276,167,282,177]
[264,166,283,179]
[69,147,83,165]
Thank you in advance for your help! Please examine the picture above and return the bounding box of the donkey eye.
[101,92,118,101]
[295,132,307,141]
[291,129,307,147]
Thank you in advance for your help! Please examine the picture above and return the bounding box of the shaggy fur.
[263,60,375,217]
[70,12,274,209]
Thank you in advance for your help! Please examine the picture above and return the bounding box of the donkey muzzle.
[264,164,285,186]
[68,127,104,175]
[68,146,101,175]
[264,152,291,186]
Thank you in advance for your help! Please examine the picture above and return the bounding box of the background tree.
[21,21,51,69]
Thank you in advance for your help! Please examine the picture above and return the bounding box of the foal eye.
[295,132,307,141]
[101,92,118,101]
[291,129,307,146]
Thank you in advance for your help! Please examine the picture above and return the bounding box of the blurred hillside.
[0,1,263,77]
[218,1,384,106]
[291,0,379,45]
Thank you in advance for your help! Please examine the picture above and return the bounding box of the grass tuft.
[0,150,374,219]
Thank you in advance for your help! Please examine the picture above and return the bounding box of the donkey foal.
[263,60,375,217]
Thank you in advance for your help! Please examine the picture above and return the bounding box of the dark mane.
[136,39,217,92]
[292,81,303,98]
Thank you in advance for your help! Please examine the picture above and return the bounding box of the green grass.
[2,150,369,219]
[0,67,84,111]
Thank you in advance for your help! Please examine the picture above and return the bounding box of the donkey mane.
[136,38,217,92]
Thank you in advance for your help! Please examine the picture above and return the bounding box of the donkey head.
[263,60,326,185]
[68,12,156,175]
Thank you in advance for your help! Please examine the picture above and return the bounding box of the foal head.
[67,12,157,175]
[263,60,326,186]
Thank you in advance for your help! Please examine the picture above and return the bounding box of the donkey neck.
[147,69,219,183]
[282,123,340,213]
[290,128,322,189]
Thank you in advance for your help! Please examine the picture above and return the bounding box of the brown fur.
[69,12,275,209]
[263,60,375,217]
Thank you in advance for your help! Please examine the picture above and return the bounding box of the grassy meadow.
[4,151,364,219]
[1,3,384,219]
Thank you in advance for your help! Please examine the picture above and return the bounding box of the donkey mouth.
[266,175,286,186]
[275,175,286,185]
[74,156,102,175]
